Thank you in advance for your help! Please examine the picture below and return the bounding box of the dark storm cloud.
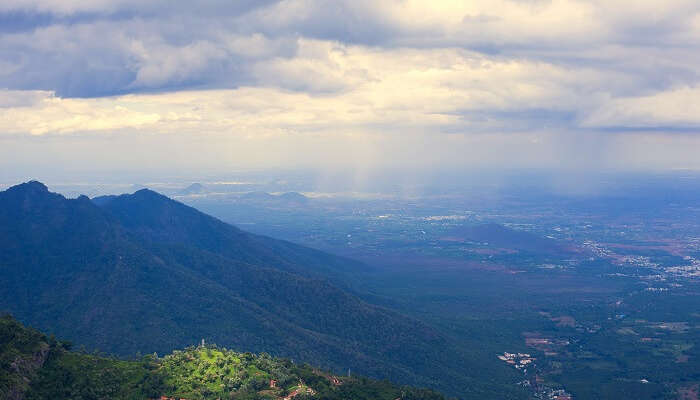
[0,0,699,140]
[0,1,285,97]
[0,0,698,101]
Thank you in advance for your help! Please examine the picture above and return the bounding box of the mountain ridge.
[0,181,490,398]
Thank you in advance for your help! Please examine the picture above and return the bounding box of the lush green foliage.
[2,315,447,400]
[0,315,51,398]
[28,351,165,400]
[157,345,445,400]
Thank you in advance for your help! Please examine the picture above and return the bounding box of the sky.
[2,0,700,181]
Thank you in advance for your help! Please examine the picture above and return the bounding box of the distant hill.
[277,192,309,203]
[445,223,570,255]
[240,191,309,205]
[177,182,205,195]
[241,191,277,201]
[1,315,447,400]
[0,181,492,397]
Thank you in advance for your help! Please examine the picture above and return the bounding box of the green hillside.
[1,315,447,400]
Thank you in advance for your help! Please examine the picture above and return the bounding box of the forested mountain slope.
[0,181,513,398]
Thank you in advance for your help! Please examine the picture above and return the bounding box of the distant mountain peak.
[177,183,205,195]
[93,188,168,207]
[134,188,190,206]
[1,181,64,208]
[7,180,49,194]
[239,191,309,204]
[241,191,275,200]
[279,192,308,201]
[133,188,164,197]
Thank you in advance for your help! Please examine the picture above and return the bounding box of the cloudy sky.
[2,0,700,180]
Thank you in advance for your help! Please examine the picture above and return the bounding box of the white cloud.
[3,39,700,138]
[0,91,161,135]
[1,0,700,173]
[0,44,565,135]
[583,86,700,129]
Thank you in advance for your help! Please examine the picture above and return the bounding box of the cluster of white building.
[498,352,535,371]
